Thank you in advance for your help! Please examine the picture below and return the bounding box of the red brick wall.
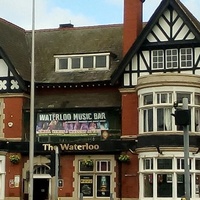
[5,154,23,197]
[3,97,24,138]
[120,92,139,198]
[58,155,75,197]
[121,154,139,198]
[121,92,138,136]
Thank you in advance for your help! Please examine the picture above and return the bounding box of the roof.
[0,18,123,85]
[0,18,31,81]
[111,0,200,84]
[26,24,123,84]
[1,0,199,87]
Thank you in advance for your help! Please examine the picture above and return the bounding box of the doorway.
[33,178,49,200]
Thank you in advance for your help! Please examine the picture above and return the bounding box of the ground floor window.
[139,152,200,199]
[76,155,115,198]
[79,174,111,197]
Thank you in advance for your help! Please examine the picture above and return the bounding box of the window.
[78,156,113,198]
[71,57,80,69]
[55,53,110,71]
[0,156,5,200]
[34,165,50,174]
[143,158,153,170]
[151,48,192,70]
[139,89,200,133]
[180,48,192,68]
[152,50,164,69]
[140,153,200,199]
[59,58,68,69]
[83,56,93,69]
[166,49,178,68]
[141,92,173,132]
[96,55,107,68]
[195,95,200,132]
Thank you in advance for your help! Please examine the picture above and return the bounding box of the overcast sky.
[0,0,200,30]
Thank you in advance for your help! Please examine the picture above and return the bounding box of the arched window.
[34,165,50,174]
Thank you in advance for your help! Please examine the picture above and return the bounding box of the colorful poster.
[36,112,109,137]
[80,175,93,197]
[97,175,110,197]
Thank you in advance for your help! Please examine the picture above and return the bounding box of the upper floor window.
[152,50,164,69]
[166,49,178,68]
[139,88,200,133]
[55,53,110,72]
[180,48,192,68]
[152,48,192,70]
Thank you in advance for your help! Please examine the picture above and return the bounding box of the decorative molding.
[119,88,136,93]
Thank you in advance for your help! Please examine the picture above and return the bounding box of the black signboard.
[80,175,93,197]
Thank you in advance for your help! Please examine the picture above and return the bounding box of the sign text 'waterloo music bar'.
[36,112,109,136]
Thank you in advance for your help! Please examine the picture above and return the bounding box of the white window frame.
[0,156,5,200]
[166,49,178,69]
[152,50,164,69]
[139,152,200,199]
[55,53,110,72]
[138,86,200,134]
[180,48,193,68]
[76,155,115,199]
[151,48,192,70]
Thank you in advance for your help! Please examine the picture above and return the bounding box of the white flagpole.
[29,0,35,199]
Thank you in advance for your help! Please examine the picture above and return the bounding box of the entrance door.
[33,179,49,200]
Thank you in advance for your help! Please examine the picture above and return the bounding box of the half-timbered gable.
[0,19,30,93]
[112,1,200,198]
[0,48,27,93]
[111,0,200,87]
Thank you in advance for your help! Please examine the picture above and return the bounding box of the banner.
[36,112,109,137]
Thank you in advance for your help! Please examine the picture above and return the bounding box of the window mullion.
[69,58,72,70]
[80,57,83,69]
[106,55,109,68]
[153,107,156,132]
[94,56,96,68]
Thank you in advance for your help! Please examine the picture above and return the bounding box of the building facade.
[112,0,200,199]
[0,0,200,200]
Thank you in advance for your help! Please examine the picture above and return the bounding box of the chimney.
[59,23,74,28]
[123,0,144,55]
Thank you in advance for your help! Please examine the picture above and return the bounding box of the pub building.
[1,0,200,199]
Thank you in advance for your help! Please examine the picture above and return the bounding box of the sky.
[0,0,200,30]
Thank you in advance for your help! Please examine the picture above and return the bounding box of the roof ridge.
[0,17,25,32]
[25,23,123,33]
[176,0,200,33]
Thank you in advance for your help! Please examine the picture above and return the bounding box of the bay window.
[139,88,200,133]
[139,153,200,199]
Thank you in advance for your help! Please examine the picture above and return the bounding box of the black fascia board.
[0,140,137,154]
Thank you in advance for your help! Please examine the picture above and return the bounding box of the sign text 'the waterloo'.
[43,143,100,151]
